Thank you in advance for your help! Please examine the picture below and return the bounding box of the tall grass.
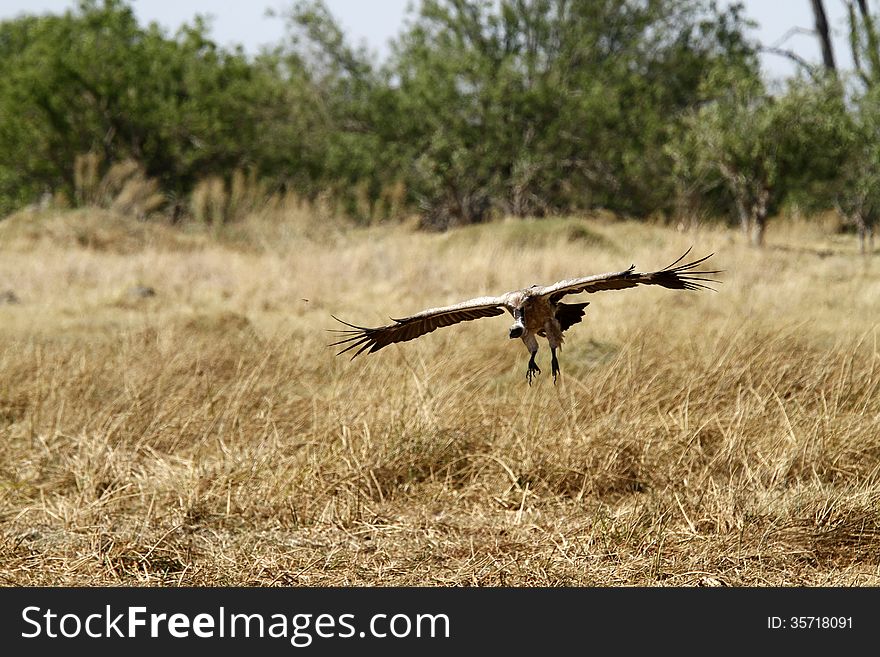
[0,212,878,585]
[73,153,165,218]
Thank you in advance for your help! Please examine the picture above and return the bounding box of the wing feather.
[329,295,508,358]
[535,248,721,303]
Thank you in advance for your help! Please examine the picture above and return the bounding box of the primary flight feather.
[330,248,720,384]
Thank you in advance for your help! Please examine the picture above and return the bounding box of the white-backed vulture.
[331,249,720,384]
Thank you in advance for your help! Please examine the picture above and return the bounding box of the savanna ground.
[1,206,879,586]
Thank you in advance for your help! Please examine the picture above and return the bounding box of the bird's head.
[509,307,525,339]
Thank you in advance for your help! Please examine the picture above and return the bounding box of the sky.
[0,0,857,80]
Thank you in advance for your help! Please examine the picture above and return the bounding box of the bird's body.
[331,249,720,384]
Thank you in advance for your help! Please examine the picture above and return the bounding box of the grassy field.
[1,207,879,586]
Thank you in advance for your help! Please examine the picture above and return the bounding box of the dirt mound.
[0,208,205,254]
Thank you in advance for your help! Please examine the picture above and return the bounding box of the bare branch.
[769,26,816,49]
[847,0,872,86]
[855,0,880,84]
[759,45,823,81]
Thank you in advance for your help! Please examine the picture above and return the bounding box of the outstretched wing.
[330,296,508,358]
[535,248,720,304]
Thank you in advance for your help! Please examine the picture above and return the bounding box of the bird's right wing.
[330,296,508,358]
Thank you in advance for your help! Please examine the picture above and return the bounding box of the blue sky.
[0,0,855,80]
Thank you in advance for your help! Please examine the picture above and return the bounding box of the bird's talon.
[526,360,541,385]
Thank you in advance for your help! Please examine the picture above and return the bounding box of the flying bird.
[330,249,720,384]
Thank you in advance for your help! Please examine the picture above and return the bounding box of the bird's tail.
[555,302,589,332]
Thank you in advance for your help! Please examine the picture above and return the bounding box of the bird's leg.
[551,347,560,384]
[526,352,541,385]
[521,333,540,385]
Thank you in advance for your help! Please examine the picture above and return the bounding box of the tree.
[272,0,409,220]
[0,0,787,229]
[383,0,759,227]
[0,0,314,216]
[673,73,849,246]
[835,88,880,253]
[276,0,758,228]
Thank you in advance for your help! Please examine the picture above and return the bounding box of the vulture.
[331,249,720,384]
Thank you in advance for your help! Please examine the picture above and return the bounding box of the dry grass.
[73,153,165,218]
[0,209,879,586]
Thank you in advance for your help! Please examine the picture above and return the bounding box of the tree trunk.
[811,0,837,72]
[751,215,766,247]
[735,195,750,237]
[749,187,770,248]
[858,222,874,254]
[854,210,868,254]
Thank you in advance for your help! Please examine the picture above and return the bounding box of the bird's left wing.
[330,295,509,358]
[534,249,720,304]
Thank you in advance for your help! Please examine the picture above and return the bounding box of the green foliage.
[831,87,880,250]
[261,0,760,227]
[0,0,320,216]
[836,89,880,212]
[377,0,759,228]
[0,0,866,235]
[670,70,850,244]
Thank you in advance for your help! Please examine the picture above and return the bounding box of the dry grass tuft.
[73,152,165,218]
[0,212,879,586]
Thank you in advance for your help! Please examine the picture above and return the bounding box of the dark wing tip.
[330,314,372,331]
[662,246,694,270]
[651,250,723,291]
[326,314,379,358]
